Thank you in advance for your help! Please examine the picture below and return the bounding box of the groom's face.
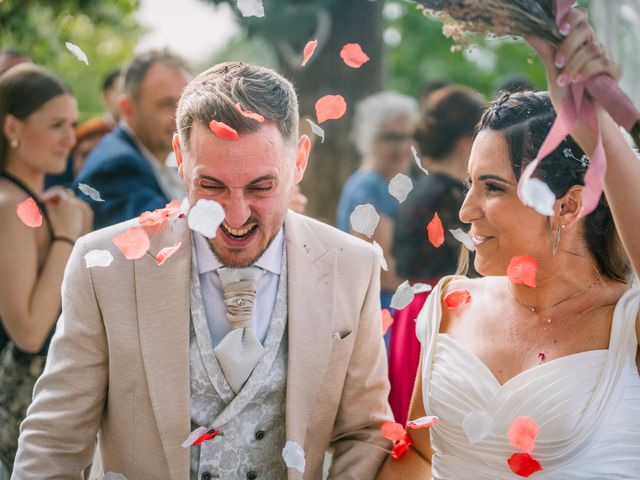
[176,122,308,267]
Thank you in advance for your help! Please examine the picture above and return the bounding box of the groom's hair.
[175,62,299,150]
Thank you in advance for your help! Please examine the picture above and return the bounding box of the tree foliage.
[1,0,141,118]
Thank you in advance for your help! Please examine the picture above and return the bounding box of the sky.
[136,0,240,64]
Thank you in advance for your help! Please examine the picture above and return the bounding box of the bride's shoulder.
[439,275,500,296]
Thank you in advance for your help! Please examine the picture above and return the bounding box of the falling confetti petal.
[301,39,318,67]
[388,173,413,203]
[407,416,439,429]
[372,241,388,271]
[507,256,538,288]
[463,411,492,444]
[78,183,104,202]
[340,43,370,68]
[209,119,240,141]
[188,199,225,238]
[520,178,556,216]
[182,426,208,448]
[156,241,182,266]
[381,309,394,336]
[305,119,325,143]
[390,281,415,310]
[427,212,444,248]
[444,289,471,309]
[538,352,546,363]
[84,249,113,268]
[390,433,413,459]
[507,452,543,477]
[282,441,306,473]
[138,200,182,228]
[349,203,379,237]
[412,283,432,294]
[235,103,265,123]
[16,197,42,228]
[508,416,539,454]
[449,228,475,251]
[412,145,428,175]
[112,227,150,260]
[237,0,264,17]
[381,422,406,442]
[191,429,221,446]
[65,42,89,65]
[315,95,347,124]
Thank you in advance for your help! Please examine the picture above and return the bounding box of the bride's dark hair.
[461,90,630,283]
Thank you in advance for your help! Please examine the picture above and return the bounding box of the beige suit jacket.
[13,210,393,479]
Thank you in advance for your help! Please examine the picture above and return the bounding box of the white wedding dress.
[416,276,640,479]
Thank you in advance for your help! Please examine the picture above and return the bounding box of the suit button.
[255,430,265,440]
[201,472,212,480]
[246,471,258,480]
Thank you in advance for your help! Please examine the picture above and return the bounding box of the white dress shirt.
[193,228,284,346]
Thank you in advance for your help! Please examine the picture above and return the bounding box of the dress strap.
[0,172,54,241]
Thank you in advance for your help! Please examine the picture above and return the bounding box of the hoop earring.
[552,224,565,256]
[10,138,19,149]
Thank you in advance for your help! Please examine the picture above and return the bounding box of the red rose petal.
[427,212,444,248]
[507,452,543,477]
[156,241,182,266]
[315,95,347,124]
[508,416,539,454]
[192,429,221,446]
[390,433,413,460]
[340,43,370,68]
[235,103,265,123]
[112,227,150,260]
[507,255,538,288]
[138,199,181,228]
[381,309,394,336]
[16,197,43,228]
[301,39,318,67]
[444,289,471,309]
[209,119,240,141]
[381,422,406,442]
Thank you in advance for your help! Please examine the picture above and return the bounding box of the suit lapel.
[135,218,191,480]
[284,212,336,454]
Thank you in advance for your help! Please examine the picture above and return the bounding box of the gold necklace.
[507,278,601,313]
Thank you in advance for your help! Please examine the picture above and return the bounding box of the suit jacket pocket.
[330,329,354,362]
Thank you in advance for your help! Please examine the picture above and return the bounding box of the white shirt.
[193,228,284,346]
[121,122,185,201]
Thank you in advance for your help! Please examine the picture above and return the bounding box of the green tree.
[1,0,141,119]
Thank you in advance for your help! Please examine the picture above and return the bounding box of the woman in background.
[0,64,92,473]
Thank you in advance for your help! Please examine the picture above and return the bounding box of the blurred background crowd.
[1,0,639,476]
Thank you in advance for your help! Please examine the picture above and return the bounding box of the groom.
[13,62,393,479]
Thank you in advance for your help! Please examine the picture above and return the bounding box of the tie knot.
[217,266,264,328]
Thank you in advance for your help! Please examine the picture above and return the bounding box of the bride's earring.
[552,224,565,256]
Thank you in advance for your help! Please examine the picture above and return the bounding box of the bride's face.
[459,130,551,276]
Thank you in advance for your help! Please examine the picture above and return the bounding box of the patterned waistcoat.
[188,248,289,480]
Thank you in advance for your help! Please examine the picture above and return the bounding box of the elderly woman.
[336,90,419,310]
[379,8,640,479]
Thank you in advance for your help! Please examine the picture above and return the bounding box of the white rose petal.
[372,241,388,271]
[104,473,128,480]
[388,173,413,203]
[462,411,493,444]
[349,203,379,238]
[412,283,432,294]
[181,426,208,448]
[406,415,439,429]
[449,228,476,251]
[520,178,556,216]
[412,145,429,175]
[65,42,89,66]
[78,183,104,202]
[305,119,325,143]
[188,199,225,238]
[237,0,264,17]
[84,250,113,268]
[282,440,305,473]
[390,280,415,310]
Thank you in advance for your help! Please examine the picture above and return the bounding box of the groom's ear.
[172,134,184,179]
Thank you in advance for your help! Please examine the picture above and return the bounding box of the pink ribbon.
[518,0,638,218]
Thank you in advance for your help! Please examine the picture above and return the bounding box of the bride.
[379,7,640,480]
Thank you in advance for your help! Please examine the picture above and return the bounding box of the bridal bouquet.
[413,0,640,149]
